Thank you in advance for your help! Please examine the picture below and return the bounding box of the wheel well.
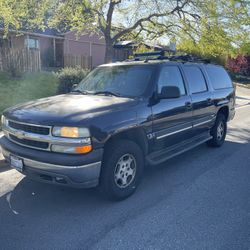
[104,128,148,156]
[217,106,229,121]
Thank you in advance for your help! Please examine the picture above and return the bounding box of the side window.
[158,66,186,96]
[183,66,207,94]
[206,65,232,89]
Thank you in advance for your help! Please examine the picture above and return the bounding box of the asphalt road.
[1,101,250,249]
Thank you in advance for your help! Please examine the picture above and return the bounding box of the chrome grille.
[3,118,89,152]
[8,121,50,135]
[9,134,49,149]
[4,119,52,151]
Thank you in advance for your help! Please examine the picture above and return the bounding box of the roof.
[27,28,63,37]
[0,22,63,38]
[99,60,183,67]
[100,52,214,67]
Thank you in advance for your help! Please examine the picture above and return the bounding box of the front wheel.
[207,113,227,147]
[100,139,144,201]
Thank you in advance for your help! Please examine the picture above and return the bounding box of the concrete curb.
[235,83,250,89]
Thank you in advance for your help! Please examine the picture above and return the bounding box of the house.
[113,40,176,61]
[0,26,106,70]
[0,25,172,72]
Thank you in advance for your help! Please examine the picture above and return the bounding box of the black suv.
[0,53,235,200]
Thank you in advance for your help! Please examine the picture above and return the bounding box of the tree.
[48,0,200,62]
[177,0,250,61]
[1,0,248,63]
[0,0,51,36]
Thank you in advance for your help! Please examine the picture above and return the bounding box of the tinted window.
[76,65,154,97]
[206,65,232,89]
[183,66,207,94]
[158,66,186,95]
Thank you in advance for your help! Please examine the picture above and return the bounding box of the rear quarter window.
[206,65,233,90]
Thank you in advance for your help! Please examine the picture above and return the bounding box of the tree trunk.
[105,38,114,63]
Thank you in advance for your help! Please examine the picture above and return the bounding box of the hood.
[4,93,138,126]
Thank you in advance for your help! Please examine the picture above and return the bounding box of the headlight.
[1,115,7,127]
[51,126,92,154]
[52,127,90,138]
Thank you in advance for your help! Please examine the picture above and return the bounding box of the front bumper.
[0,136,103,188]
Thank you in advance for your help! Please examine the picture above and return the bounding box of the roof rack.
[132,51,211,64]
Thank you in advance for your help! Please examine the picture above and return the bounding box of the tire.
[207,113,227,147]
[100,139,144,201]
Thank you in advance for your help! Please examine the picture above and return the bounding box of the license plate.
[10,155,24,172]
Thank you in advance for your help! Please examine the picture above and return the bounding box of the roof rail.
[132,51,211,64]
[134,51,165,60]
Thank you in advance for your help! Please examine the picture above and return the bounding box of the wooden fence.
[0,48,41,73]
[64,54,92,69]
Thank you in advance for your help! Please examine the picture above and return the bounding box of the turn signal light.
[75,145,92,154]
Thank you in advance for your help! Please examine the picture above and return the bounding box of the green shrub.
[56,67,89,94]
[0,71,59,118]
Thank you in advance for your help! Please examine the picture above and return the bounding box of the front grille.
[8,121,50,135]
[9,134,49,149]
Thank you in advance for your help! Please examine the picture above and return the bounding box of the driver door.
[151,65,193,150]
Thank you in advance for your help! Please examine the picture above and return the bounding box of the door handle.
[207,98,213,104]
[185,102,192,109]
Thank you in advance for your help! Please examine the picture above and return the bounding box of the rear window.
[206,65,232,89]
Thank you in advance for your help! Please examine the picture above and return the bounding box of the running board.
[146,133,212,166]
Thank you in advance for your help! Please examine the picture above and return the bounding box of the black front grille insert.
[8,121,50,135]
[9,134,49,149]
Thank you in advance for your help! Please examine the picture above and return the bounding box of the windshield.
[75,65,154,97]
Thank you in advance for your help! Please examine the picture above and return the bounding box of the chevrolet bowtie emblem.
[15,131,26,139]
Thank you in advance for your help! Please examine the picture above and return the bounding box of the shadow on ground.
[0,138,248,249]
[0,159,10,173]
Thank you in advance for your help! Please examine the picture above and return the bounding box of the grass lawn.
[0,72,59,118]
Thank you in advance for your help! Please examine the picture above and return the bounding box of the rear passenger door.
[182,65,215,135]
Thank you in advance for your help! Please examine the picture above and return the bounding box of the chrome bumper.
[2,148,102,188]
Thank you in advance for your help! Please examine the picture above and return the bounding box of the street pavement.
[0,86,250,250]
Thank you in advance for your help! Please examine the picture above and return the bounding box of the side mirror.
[159,86,181,99]
[71,84,78,91]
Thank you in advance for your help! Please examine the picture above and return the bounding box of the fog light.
[51,144,92,154]
[55,177,67,184]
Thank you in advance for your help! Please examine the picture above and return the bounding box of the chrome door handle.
[207,98,212,104]
[185,102,192,109]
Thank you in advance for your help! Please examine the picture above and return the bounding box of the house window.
[25,37,39,49]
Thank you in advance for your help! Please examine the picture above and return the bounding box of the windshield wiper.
[71,89,93,95]
[93,91,121,97]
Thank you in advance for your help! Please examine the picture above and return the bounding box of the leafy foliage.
[177,0,250,62]
[48,0,201,61]
[56,67,89,94]
[226,55,250,76]
[0,0,52,36]
[0,0,249,63]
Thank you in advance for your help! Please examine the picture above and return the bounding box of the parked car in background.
[0,52,235,200]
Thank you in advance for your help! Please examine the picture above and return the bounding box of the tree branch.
[112,0,199,42]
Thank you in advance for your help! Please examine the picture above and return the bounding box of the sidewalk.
[235,85,250,107]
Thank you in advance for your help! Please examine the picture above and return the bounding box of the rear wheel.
[207,113,227,147]
[100,139,144,201]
